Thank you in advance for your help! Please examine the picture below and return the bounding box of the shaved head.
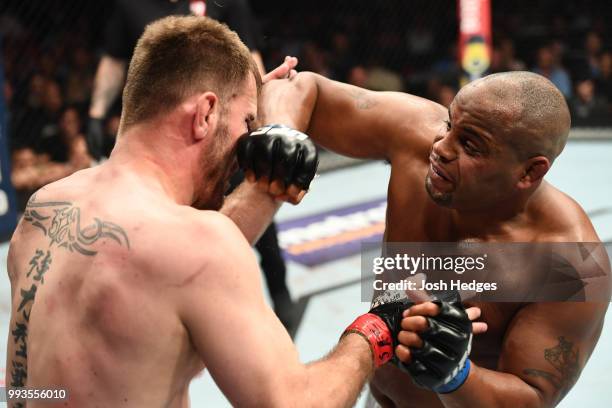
[456,71,571,162]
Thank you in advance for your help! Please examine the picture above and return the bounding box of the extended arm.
[177,213,373,407]
[260,72,447,161]
[220,181,281,245]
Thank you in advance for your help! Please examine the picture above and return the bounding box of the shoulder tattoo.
[24,193,130,256]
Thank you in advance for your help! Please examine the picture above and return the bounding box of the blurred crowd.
[256,0,611,125]
[1,0,611,206]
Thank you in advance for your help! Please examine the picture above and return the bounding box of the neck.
[109,120,197,206]
[450,185,543,239]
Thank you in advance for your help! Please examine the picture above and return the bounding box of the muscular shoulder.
[176,208,247,250]
[381,92,447,162]
[160,209,263,324]
[533,183,600,242]
[146,208,254,281]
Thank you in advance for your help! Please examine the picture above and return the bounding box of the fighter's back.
[6,164,207,407]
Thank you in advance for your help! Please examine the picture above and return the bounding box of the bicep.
[178,221,300,406]
[305,73,445,161]
[498,302,606,406]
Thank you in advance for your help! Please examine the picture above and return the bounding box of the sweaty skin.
[4,72,375,408]
[260,72,610,408]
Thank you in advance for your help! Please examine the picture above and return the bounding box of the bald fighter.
[260,71,611,407]
[3,16,460,407]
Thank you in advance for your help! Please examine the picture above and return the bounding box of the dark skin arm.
[397,301,608,407]
[260,72,447,162]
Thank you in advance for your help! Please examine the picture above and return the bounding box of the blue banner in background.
[0,34,18,239]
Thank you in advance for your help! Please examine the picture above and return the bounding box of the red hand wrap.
[343,313,393,368]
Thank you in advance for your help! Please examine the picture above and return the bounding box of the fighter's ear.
[517,156,550,189]
[193,92,219,141]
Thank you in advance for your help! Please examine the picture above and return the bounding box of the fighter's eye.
[461,138,479,155]
[444,120,451,131]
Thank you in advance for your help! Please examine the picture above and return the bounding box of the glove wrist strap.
[342,313,393,368]
[433,359,471,394]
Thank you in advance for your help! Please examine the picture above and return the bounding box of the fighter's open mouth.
[431,164,451,182]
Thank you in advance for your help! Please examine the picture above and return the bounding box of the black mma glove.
[342,299,414,368]
[236,125,318,190]
[395,297,473,393]
[86,117,105,161]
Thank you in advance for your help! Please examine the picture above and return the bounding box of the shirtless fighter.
[3,16,478,407]
[260,71,611,407]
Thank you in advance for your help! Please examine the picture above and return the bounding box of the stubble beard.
[194,122,234,211]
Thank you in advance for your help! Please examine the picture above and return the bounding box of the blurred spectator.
[348,65,369,88]
[569,78,609,126]
[4,81,14,126]
[596,51,612,105]
[10,106,91,210]
[26,73,46,110]
[491,38,526,72]
[406,18,435,58]
[35,80,64,153]
[366,66,403,92]
[64,46,95,109]
[436,85,457,108]
[300,41,331,77]
[346,64,403,92]
[584,31,603,78]
[11,147,70,210]
[532,45,573,98]
[329,32,355,81]
[12,78,64,153]
[57,107,91,168]
[38,53,59,80]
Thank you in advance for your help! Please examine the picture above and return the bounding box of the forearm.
[89,55,126,118]
[262,71,402,159]
[438,364,542,408]
[220,182,281,245]
[260,72,319,132]
[299,333,373,407]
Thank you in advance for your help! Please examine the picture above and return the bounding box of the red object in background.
[458,0,492,85]
[190,0,207,16]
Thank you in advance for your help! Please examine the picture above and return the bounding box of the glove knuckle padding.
[237,125,318,189]
[293,143,318,189]
[395,300,472,390]
[252,135,275,179]
[369,299,414,347]
[236,134,253,171]
[272,137,297,185]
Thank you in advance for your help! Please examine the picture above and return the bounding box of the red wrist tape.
[343,313,393,367]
